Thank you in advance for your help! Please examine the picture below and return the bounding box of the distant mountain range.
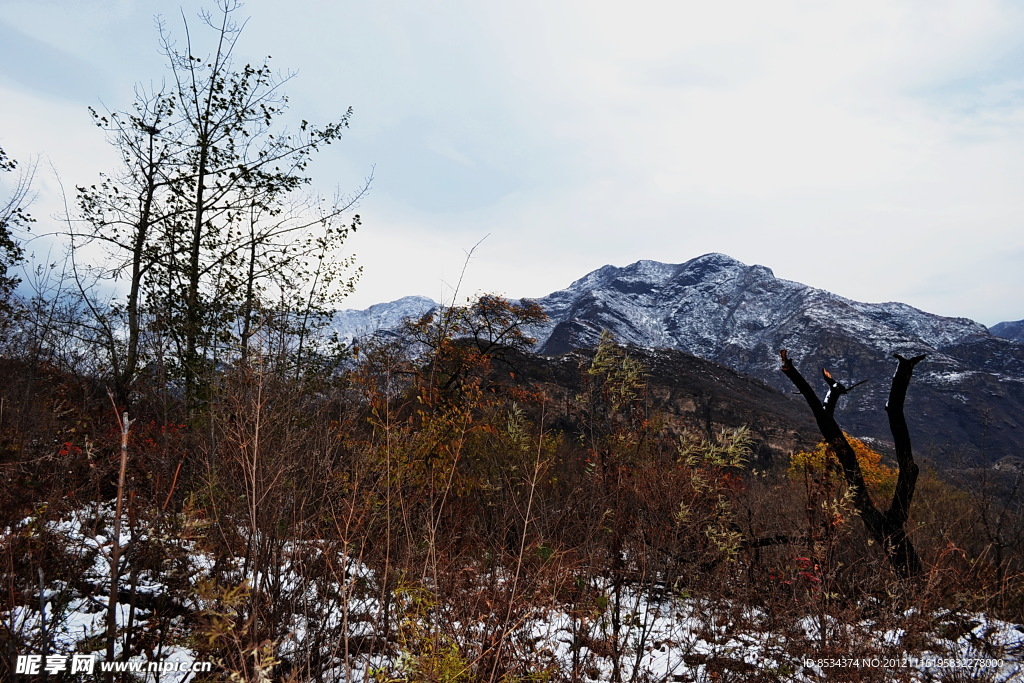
[332,295,436,341]
[335,253,1024,464]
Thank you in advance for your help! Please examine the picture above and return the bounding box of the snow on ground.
[3,504,1023,681]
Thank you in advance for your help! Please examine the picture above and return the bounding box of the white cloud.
[1,0,1022,324]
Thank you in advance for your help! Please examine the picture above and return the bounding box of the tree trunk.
[117,130,160,405]
[779,350,925,579]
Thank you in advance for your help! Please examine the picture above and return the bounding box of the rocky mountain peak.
[527,254,1024,462]
[333,253,1023,464]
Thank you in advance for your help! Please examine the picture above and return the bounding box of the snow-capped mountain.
[332,295,436,343]
[339,254,1023,462]
[528,253,1023,462]
[532,254,990,356]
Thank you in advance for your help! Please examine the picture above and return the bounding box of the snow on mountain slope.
[991,319,1024,342]
[533,253,987,359]
[334,254,1023,462]
[530,253,1022,462]
[331,295,436,343]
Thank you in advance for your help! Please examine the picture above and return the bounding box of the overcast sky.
[1,0,1022,326]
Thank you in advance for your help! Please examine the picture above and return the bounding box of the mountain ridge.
[335,254,1024,463]
[991,319,1024,342]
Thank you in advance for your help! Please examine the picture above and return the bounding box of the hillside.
[530,254,1024,464]
[337,253,1024,464]
[3,300,1023,681]
[992,319,1024,343]
[488,344,821,465]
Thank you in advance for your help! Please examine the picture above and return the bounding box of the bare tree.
[780,349,925,579]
